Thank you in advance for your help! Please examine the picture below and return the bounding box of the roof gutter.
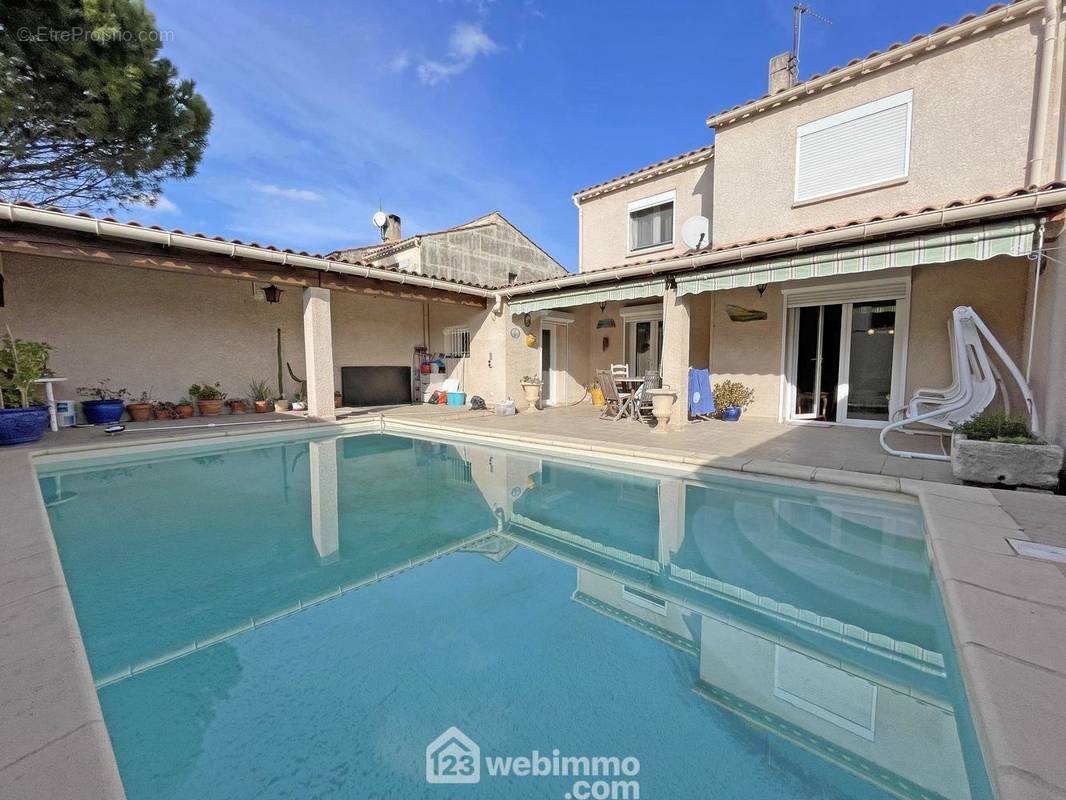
[497,186,1066,300]
[0,203,494,299]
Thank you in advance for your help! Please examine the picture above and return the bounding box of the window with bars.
[444,326,471,358]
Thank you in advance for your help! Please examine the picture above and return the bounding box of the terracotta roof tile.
[572,144,714,199]
[706,1,1035,127]
[509,182,1066,287]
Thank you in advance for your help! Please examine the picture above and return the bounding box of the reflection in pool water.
[39,433,991,800]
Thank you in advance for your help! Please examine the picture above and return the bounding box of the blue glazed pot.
[722,406,742,422]
[0,406,49,445]
[82,399,126,424]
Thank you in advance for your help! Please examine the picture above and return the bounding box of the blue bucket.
[446,392,466,406]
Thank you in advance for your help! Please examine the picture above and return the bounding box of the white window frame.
[777,274,911,428]
[443,325,471,358]
[627,190,676,254]
[793,90,913,205]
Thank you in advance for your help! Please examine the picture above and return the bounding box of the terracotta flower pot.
[153,408,172,420]
[334,394,342,408]
[228,400,247,415]
[176,403,194,418]
[127,403,152,422]
[254,400,270,413]
[196,399,223,416]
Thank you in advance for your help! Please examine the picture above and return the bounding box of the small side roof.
[572,144,714,202]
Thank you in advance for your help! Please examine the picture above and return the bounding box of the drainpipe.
[1027,0,1060,186]
[1026,218,1046,382]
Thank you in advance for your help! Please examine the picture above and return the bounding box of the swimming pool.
[38,431,991,800]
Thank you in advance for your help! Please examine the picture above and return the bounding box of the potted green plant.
[153,401,181,420]
[713,380,755,422]
[175,397,195,418]
[77,379,130,424]
[188,383,227,416]
[952,411,1063,489]
[127,388,155,422]
[0,329,53,445]
[249,379,272,413]
[520,375,542,410]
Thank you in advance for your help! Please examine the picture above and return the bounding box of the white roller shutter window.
[794,90,912,203]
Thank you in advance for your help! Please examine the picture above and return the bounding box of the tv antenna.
[791,4,832,82]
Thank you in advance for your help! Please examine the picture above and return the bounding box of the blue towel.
[689,368,715,416]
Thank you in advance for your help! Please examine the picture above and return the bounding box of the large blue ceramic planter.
[0,406,49,445]
[722,406,742,422]
[82,399,126,424]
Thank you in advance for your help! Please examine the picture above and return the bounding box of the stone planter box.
[951,433,1063,489]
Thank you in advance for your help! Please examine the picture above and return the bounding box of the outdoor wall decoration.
[726,304,768,322]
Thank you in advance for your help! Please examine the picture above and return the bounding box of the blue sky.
[131,0,980,269]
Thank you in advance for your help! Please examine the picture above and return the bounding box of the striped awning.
[676,218,1037,297]
[508,278,667,315]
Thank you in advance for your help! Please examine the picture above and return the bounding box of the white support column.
[308,438,339,564]
[302,287,335,419]
[661,284,691,429]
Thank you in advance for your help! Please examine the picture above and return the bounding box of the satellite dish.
[681,216,710,250]
[371,211,388,229]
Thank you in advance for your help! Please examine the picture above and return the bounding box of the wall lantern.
[262,284,283,304]
[599,301,607,312]
[756,283,768,297]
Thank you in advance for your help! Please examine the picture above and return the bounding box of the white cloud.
[388,50,411,72]
[129,195,180,213]
[417,22,499,85]
[254,184,323,202]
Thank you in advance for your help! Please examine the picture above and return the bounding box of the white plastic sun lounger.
[879,306,1038,461]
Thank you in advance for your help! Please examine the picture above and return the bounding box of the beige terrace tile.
[930,540,1066,608]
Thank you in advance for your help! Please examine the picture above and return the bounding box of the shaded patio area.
[409,404,958,484]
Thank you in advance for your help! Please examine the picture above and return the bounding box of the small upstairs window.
[794,90,913,204]
[628,190,675,252]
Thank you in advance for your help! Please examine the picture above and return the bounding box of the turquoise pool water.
[39,432,991,800]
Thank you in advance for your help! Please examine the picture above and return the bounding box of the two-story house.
[501,0,1066,449]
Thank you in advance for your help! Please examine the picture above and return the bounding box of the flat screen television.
[341,366,412,406]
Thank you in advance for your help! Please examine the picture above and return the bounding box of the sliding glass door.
[787,297,901,425]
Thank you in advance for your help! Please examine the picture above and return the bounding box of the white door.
[627,319,663,377]
[540,324,564,406]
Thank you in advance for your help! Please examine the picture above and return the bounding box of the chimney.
[768,52,797,94]
[384,213,402,242]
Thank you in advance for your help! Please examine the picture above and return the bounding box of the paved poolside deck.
[384,403,958,482]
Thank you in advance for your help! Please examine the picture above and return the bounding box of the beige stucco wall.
[905,256,1029,399]
[1027,246,1066,445]
[708,285,785,419]
[698,257,1030,420]
[577,159,713,271]
[711,17,1053,245]
[0,254,486,411]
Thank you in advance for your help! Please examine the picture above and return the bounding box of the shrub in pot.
[153,401,182,420]
[77,379,130,424]
[248,379,272,413]
[189,383,227,416]
[175,398,195,418]
[952,411,1063,489]
[713,380,755,422]
[0,330,53,446]
[127,389,155,422]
